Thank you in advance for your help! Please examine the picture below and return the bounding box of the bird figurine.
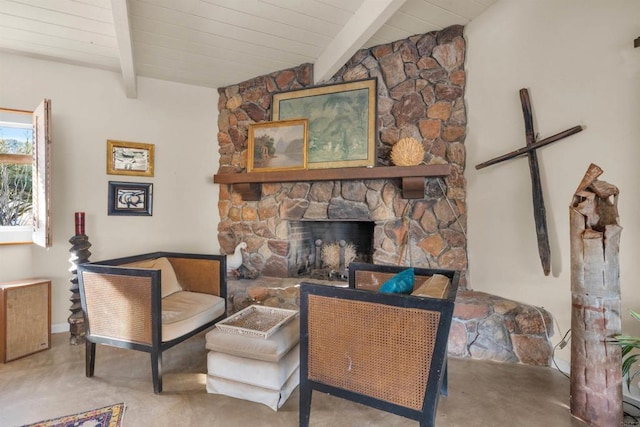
[234,245,260,279]
[226,242,247,273]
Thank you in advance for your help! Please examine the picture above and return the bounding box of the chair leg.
[420,415,436,427]
[151,350,163,394]
[441,363,448,397]
[85,340,96,377]
[299,382,312,427]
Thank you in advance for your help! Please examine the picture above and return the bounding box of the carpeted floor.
[0,332,588,427]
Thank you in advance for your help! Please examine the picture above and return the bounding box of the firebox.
[288,220,374,279]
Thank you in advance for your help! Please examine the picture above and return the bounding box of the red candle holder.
[74,212,85,235]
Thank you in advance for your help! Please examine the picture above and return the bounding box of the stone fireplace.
[215,25,556,367]
[217,25,468,286]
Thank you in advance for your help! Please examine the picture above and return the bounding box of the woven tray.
[216,305,299,339]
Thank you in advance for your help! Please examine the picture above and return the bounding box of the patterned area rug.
[20,403,125,427]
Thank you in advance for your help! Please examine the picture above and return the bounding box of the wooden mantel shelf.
[213,164,451,200]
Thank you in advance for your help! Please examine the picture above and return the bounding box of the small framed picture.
[247,119,308,172]
[107,140,154,177]
[108,181,153,216]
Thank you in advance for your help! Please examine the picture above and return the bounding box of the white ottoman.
[205,313,300,410]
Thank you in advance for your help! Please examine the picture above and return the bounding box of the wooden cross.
[476,88,583,276]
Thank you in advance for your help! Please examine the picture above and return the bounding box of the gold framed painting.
[271,78,377,169]
[107,140,154,177]
[247,119,308,173]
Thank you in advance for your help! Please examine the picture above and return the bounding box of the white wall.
[0,52,220,329]
[465,0,640,365]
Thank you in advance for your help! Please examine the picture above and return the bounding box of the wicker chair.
[299,263,459,427]
[77,252,227,393]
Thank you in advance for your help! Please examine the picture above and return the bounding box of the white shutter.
[32,99,52,248]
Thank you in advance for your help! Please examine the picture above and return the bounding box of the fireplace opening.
[289,220,374,280]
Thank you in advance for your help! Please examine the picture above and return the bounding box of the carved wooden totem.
[569,164,622,426]
[68,212,91,345]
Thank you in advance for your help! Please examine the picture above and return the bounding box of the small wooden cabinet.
[0,279,51,362]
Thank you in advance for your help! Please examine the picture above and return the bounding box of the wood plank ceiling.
[0,0,496,98]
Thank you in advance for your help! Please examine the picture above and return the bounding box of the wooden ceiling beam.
[313,0,406,84]
[111,0,137,98]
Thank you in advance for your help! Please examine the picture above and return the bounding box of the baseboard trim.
[624,388,640,416]
[51,323,70,334]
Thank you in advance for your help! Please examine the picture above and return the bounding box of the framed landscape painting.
[107,140,154,177]
[247,119,308,172]
[271,78,376,169]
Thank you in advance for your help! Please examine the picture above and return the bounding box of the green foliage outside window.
[0,131,33,226]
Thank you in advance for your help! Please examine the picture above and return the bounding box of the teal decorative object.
[379,268,415,294]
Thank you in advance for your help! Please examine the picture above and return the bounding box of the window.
[0,110,32,243]
[0,100,51,247]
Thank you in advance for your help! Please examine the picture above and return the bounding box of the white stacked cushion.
[162,291,225,342]
[207,343,300,390]
[205,317,299,363]
[206,366,300,411]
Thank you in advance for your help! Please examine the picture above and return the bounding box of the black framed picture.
[108,181,153,216]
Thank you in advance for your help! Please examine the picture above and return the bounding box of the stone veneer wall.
[216,25,468,283]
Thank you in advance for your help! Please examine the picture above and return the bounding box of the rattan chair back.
[300,263,459,427]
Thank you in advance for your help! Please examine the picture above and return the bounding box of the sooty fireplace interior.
[289,220,374,280]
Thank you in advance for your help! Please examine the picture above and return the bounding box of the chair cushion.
[207,343,300,390]
[411,274,451,299]
[123,257,182,298]
[379,268,415,294]
[205,317,299,363]
[162,291,225,342]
